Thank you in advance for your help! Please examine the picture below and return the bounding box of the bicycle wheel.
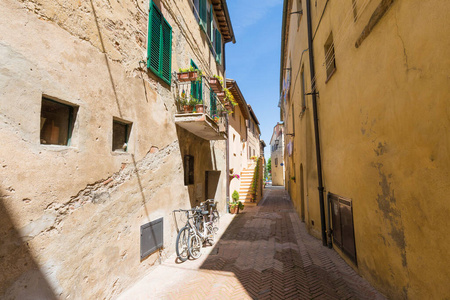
[176,226,190,262]
[212,210,220,227]
[206,223,215,245]
[188,234,202,259]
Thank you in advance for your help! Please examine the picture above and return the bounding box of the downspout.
[306,0,327,247]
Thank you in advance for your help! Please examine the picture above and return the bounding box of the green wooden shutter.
[147,1,172,84]
[161,19,172,84]
[215,28,222,64]
[210,88,217,116]
[199,0,207,31]
[148,3,162,73]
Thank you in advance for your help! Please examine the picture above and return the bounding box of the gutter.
[306,0,327,247]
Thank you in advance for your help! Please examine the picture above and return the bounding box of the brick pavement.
[118,187,386,300]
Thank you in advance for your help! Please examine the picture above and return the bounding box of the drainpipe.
[306,0,327,247]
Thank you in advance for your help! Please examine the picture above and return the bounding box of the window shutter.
[215,29,222,64]
[147,1,172,84]
[161,19,172,84]
[148,3,162,73]
[199,0,207,31]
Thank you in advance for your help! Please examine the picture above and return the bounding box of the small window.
[297,0,303,29]
[275,158,278,166]
[112,119,131,152]
[40,97,76,146]
[352,0,358,22]
[324,32,336,82]
[147,1,172,84]
[184,155,194,185]
[301,67,306,110]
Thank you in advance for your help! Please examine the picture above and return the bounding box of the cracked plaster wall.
[283,0,450,299]
[0,0,227,298]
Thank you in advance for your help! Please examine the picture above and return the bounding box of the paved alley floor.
[118,187,385,300]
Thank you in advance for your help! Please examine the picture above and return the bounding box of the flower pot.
[229,206,239,214]
[177,71,198,82]
[209,78,223,93]
[216,91,225,101]
[195,104,204,113]
[183,105,194,113]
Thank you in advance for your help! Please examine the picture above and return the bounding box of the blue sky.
[225,0,284,159]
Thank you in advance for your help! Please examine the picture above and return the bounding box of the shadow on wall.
[0,187,57,299]
[176,126,217,208]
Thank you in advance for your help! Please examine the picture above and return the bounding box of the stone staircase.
[238,163,257,206]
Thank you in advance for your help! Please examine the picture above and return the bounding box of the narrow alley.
[118,187,385,300]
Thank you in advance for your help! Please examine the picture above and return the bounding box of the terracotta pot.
[177,71,198,82]
[216,91,225,101]
[229,206,239,214]
[209,78,223,93]
[183,105,194,113]
[195,104,204,113]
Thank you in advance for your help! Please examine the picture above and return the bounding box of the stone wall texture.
[0,0,227,298]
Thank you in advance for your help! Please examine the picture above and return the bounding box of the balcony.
[174,74,229,140]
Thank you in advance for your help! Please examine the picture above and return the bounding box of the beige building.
[226,80,263,204]
[280,0,450,299]
[270,122,285,186]
[0,0,234,298]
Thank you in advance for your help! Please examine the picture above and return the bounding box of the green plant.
[224,88,237,106]
[230,190,244,211]
[178,66,195,73]
[232,190,239,201]
[213,75,224,87]
[188,95,198,107]
[178,67,203,82]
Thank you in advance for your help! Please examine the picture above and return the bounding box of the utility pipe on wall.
[306,0,327,247]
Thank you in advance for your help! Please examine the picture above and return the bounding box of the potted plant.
[229,190,244,214]
[186,95,197,113]
[195,99,205,113]
[209,75,223,93]
[177,67,202,82]
[177,91,188,112]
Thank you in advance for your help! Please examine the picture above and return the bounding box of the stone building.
[280,0,450,299]
[0,0,234,298]
[270,122,285,186]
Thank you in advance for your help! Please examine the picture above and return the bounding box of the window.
[297,0,303,29]
[275,158,278,166]
[40,97,76,146]
[194,0,222,65]
[301,66,306,110]
[190,60,202,102]
[147,1,172,84]
[184,155,194,185]
[112,119,131,152]
[352,0,358,22]
[324,32,336,82]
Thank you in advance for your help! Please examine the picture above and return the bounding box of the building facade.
[280,0,450,299]
[0,0,234,298]
[270,122,285,186]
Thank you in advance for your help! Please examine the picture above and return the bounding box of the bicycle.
[201,199,220,228]
[173,208,197,262]
[188,207,217,259]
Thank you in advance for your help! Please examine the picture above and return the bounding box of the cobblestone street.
[118,186,385,299]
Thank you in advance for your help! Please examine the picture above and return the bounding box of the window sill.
[40,144,77,151]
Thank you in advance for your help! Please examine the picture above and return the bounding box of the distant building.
[280,0,450,299]
[270,123,284,186]
[226,80,264,204]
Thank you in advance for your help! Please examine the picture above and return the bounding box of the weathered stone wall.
[0,0,227,298]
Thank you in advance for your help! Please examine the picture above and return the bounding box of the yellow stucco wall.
[282,0,450,298]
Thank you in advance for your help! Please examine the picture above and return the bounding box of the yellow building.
[0,0,234,298]
[270,122,285,186]
[280,0,450,299]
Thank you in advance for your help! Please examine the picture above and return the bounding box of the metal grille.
[140,217,164,260]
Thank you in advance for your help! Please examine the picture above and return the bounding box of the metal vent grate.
[140,217,164,260]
